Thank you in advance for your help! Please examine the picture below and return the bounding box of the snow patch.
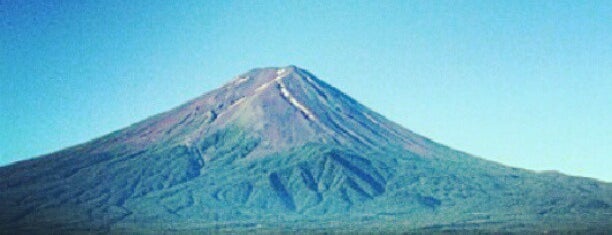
[233,76,250,86]
[255,69,289,92]
[363,112,381,125]
[229,97,246,108]
[255,82,271,92]
[253,69,316,121]
[277,80,317,121]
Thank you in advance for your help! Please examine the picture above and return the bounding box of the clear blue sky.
[1,1,610,181]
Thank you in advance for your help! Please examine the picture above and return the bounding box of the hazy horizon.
[1,1,610,181]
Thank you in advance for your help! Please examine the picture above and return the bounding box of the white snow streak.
[253,69,317,121]
[229,97,246,108]
[363,112,381,126]
[255,71,285,92]
[233,76,250,86]
[277,79,317,121]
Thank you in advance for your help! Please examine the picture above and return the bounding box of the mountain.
[1,66,610,233]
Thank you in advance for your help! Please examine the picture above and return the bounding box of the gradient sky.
[1,1,610,181]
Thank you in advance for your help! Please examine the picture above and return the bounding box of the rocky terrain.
[1,66,610,233]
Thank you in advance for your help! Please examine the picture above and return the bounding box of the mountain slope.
[1,66,610,233]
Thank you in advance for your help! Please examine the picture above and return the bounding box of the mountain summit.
[1,66,610,233]
[85,65,431,156]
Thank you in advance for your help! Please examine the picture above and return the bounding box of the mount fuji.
[1,66,610,233]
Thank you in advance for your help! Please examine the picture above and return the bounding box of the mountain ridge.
[56,65,435,160]
[1,66,610,233]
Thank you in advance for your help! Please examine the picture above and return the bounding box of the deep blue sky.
[1,1,610,181]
